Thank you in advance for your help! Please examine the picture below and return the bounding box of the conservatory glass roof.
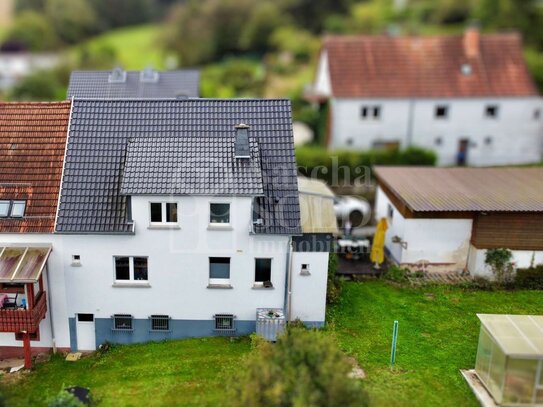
[478,314,543,358]
[0,246,51,283]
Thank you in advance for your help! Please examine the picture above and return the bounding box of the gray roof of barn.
[67,69,200,99]
[56,98,301,235]
[120,136,264,195]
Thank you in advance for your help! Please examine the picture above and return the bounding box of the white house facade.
[374,167,543,278]
[0,99,331,360]
[310,28,543,166]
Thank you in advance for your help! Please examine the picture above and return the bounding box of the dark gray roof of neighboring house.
[66,69,200,99]
[120,136,264,195]
[56,98,301,235]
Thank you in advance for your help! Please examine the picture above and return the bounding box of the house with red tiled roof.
[0,101,71,363]
[309,27,543,166]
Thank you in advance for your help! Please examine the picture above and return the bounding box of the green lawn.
[2,282,543,406]
[69,24,168,70]
[1,337,250,407]
[328,281,543,406]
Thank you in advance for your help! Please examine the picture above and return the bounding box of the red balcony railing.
[0,292,47,333]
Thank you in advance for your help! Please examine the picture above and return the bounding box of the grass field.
[329,282,543,406]
[2,281,543,406]
[70,24,167,70]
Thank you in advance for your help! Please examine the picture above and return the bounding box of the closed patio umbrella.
[370,217,388,268]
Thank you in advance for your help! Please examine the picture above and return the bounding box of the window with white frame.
[209,257,230,285]
[150,315,170,331]
[150,202,178,224]
[112,314,133,331]
[114,256,148,282]
[210,203,230,224]
[254,258,272,287]
[435,105,449,119]
[214,314,235,332]
[485,105,499,119]
[360,105,381,120]
[0,200,26,218]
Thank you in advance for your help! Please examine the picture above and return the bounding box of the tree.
[44,0,97,44]
[485,248,515,284]
[230,327,369,407]
[5,10,58,51]
[9,70,64,101]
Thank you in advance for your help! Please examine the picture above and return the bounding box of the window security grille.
[214,314,235,333]
[112,314,133,331]
[150,315,170,331]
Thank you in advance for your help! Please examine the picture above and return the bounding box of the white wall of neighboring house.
[330,96,543,166]
[0,53,60,91]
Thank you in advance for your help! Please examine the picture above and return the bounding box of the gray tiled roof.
[120,136,264,195]
[56,99,301,235]
[67,70,200,99]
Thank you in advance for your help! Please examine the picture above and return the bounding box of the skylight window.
[0,200,26,218]
[461,63,472,76]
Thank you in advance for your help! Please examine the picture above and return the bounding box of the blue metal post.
[390,320,399,369]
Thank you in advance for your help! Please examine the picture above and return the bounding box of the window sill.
[71,262,82,267]
[207,284,233,289]
[148,224,180,230]
[112,282,151,288]
[149,330,171,334]
[207,224,233,231]
[252,285,274,290]
[111,328,134,332]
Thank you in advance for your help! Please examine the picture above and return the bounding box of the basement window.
[150,315,170,332]
[112,314,133,331]
[214,314,235,332]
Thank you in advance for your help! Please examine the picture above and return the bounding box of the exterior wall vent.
[234,123,251,159]
[108,67,127,83]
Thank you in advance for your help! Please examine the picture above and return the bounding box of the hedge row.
[515,265,543,289]
[295,145,437,185]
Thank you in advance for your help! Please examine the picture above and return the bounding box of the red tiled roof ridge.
[322,30,537,97]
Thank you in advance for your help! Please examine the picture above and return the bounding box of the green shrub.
[48,389,84,407]
[327,252,343,304]
[485,248,514,284]
[296,146,436,185]
[515,265,543,289]
[383,265,410,282]
[230,327,369,407]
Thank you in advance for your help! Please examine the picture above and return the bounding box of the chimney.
[234,123,250,159]
[463,25,480,59]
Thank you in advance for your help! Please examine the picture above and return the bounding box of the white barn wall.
[467,245,543,278]
[402,218,472,269]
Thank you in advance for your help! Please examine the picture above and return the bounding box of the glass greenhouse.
[475,314,543,406]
